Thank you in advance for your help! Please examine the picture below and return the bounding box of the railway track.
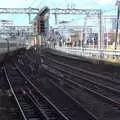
[10,50,120,120]
[46,56,120,90]
[47,57,120,86]
[4,64,43,120]
[44,52,120,79]
[0,65,23,120]
[3,63,71,120]
[15,56,95,120]
[41,57,120,118]
[47,58,120,103]
[44,67,114,118]
[1,97,23,120]
[14,51,120,119]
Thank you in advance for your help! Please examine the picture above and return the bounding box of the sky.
[0,0,116,8]
[0,0,117,25]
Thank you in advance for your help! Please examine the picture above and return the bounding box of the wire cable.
[28,0,38,7]
[36,0,48,8]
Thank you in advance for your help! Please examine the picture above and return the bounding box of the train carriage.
[0,39,25,62]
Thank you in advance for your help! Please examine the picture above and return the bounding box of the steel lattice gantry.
[0,8,39,14]
[50,8,102,25]
[50,8,101,15]
[0,7,40,23]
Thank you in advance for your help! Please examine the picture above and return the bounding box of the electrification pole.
[98,10,103,50]
[115,0,120,49]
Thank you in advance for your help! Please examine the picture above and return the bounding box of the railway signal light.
[40,20,45,33]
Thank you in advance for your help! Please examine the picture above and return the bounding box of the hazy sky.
[0,0,117,25]
[0,0,116,8]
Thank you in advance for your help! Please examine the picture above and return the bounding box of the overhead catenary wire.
[28,0,38,7]
[36,0,48,8]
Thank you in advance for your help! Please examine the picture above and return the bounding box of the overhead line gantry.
[0,7,40,23]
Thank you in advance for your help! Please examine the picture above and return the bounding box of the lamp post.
[115,0,120,49]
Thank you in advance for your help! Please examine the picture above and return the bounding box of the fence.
[46,43,120,63]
